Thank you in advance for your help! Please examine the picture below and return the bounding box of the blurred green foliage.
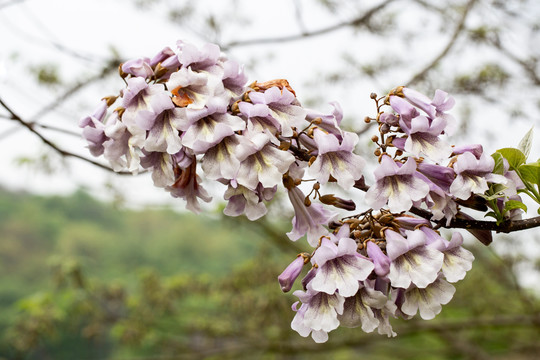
[0,188,539,359]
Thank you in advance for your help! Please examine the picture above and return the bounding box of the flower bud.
[301,266,318,290]
[366,241,391,277]
[319,194,356,211]
[278,255,305,292]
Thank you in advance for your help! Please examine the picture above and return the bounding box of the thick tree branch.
[353,180,540,244]
[222,0,397,50]
[409,206,540,234]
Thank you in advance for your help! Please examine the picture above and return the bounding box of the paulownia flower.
[365,155,430,213]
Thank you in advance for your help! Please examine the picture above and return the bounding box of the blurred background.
[1,0,540,359]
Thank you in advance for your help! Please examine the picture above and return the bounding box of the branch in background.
[406,0,477,86]
[0,0,25,10]
[222,0,397,49]
[490,39,540,86]
[28,59,119,123]
[0,96,133,175]
[175,314,540,358]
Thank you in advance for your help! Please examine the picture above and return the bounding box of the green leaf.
[502,199,527,215]
[484,211,499,220]
[519,162,540,185]
[518,127,534,160]
[496,148,526,170]
[491,152,505,175]
[482,183,507,200]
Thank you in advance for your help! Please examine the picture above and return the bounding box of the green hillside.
[0,188,539,360]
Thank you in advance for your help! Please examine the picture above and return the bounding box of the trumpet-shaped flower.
[309,129,365,189]
[365,155,430,212]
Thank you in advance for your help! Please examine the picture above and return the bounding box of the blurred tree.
[1,0,540,358]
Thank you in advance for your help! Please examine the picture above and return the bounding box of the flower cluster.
[279,211,474,342]
[80,41,364,219]
[365,87,524,226]
[81,40,517,344]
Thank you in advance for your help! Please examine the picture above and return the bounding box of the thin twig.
[0,0,25,10]
[0,96,131,174]
[406,0,477,86]
[222,0,397,50]
[28,59,119,123]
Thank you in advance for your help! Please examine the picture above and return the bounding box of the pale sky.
[0,0,537,209]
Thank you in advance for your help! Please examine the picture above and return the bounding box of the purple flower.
[309,129,366,189]
[149,46,176,67]
[366,241,391,277]
[416,162,455,192]
[401,87,437,118]
[400,275,456,320]
[310,227,375,297]
[385,229,444,289]
[402,88,456,134]
[422,228,474,283]
[177,41,221,72]
[178,99,246,154]
[430,89,457,135]
[121,77,173,145]
[223,183,276,221]
[423,183,459,225]
[452,143,484,159]
[102,112,140,173]
[305,102,343,136]
[238,101,281,139]
[140,151,175,188]
[166,67,225,111]
[291,286,345,343]
[222,59,247,96]
[285,184,335,247]
[450,152,502,200]
[278,255,306,292]
[338,282,389,332]
[389,95,420,131]
[137,106,184,154]
[249,86,307,137]
[201,135,241,181]
[80,100,108,156]
[166,159,212,213]
[365,155,430,213]
[121,57,153,78]
[235,133,295,190]
[404,115,452,162]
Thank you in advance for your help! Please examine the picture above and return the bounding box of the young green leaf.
[517,127,534,160]
[502,199,527,215]
[496,148,526,170]
[491,152,505,175]
[519,162,540,185]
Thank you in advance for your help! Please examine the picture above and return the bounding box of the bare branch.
[406,0,477,86]
[222,0,397,50]
[0,96,132,175]
[28,59,119,123]
[490,39,540,86]
[0,0,25,10]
